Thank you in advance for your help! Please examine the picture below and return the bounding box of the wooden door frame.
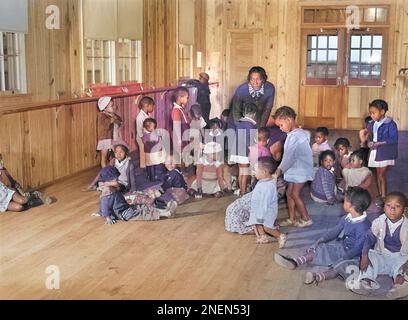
[225,29,262,108]
[299,27,347,128]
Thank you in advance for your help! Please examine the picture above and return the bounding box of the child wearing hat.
[97,96,123,168]
[188,142,228,198]
[97,166,176,225]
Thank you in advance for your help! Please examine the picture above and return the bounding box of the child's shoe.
[278,233,287,249]
[278,218,295,227]
[256,234,271,244]
[274,253,297,270]
[294,219,313,228]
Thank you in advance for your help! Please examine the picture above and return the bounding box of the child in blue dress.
[360,99,398,198]
[274,106,314,228]
[310,150,337,205]
[274,187,372,285]
[225,157,286,247]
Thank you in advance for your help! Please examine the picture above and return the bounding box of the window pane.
[371,50,382,63]
[328,50,337,62]
[307,65,316,77]
[328,36,338,49]
[349,64,359,78]
[311,50,317,62]
[351,35,360,48]
[308,35,317,49]
[362,36,372,48]
[360,65,371,78]
[361,50,371,63]
[364,8,376,22]
[327,65,337,78]
[316,65,327,78]
[371,64,381,78]
[317,50,327,62]
[318,36,327,49]
[350,50,360,62]
[376,8,387,22]
[372,35,382,48]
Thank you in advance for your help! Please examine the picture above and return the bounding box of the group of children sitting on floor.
[1,85,405,298]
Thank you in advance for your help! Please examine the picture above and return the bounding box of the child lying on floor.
[0,153,54,212]
[274,187,372,285]
[97,166,176,225]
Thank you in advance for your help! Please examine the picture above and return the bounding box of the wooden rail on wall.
[0,83,218,189]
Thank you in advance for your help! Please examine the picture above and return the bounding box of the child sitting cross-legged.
[97,166,175,225]
[274,187,372,285]
[354,192,408,299]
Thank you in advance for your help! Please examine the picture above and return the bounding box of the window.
[85,39,115,85]
[0,32,26,92]
[306,34,339,85]
[117,38,142,83]
[348,33,384,86]
[84,39,142,86]
[178,44,193,79]
[302,6,388,25]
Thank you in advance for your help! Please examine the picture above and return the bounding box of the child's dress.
[225,192,253,235]
[310,166,336,204]
[247,178,278,230]
[136,109,150,168]
[361,214,408,283]
[142,129,167,182]
[342,167,372,190]
[229,117,258,164]
[190,156,224,195]
[278,128,314,183]
[171,103,190,152]
[155,169,189,209]
[367,116,398,168]
[0,181,15,212]
[96,113,118,151]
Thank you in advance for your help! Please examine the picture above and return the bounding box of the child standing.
[247,157,287,247]
[275,187,372,285]
[171,87,190,165]
[275,106,314,228]
[310,150,337,205]
[248,127,272,188]
[96,96,123,168]
[357,192,408,299]
[342,149,373,191]
[189,142,228,198]
[312,127,332,169]
[360,99,398,198]
[136,96,155,169]
[142,118,167,182]
[188,103,207,165]
[229,102,258,196]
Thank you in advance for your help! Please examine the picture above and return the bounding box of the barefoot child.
[274,106,314,227]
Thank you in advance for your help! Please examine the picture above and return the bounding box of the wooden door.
[299,28,346,129]
[226,31,260,107]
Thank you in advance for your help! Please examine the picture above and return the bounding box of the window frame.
[178,43,193,80]
[0,31,27,94]
[346,28,387,87]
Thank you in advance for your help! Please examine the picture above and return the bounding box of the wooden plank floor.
[0,168,375,300]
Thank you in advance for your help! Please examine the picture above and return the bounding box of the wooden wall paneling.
[53,105,71,180]
[26,109,55,187]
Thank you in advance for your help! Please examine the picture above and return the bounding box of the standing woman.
[228,66,276,128]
